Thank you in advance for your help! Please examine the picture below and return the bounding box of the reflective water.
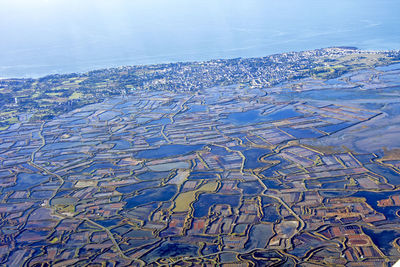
[136,144,203,159]
[1,0,400,78]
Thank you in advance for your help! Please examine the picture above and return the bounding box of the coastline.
[1,46,398,80]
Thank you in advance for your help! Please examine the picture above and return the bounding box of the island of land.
[1,47,400,266]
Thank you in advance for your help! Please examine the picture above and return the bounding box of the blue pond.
[353,154,375,164]
[147,118,171,126]
[82,162,116,173]
[363,227,400,255]
[202,244,219,255]
[141,242,198,263]
[376,63,400,71]
[364,163,400,185]
[136,171,170,181]
[95,218,121,228]
[260,156,292,178]
[262,179,287,190]
[146,137,165,146]
[283,89,389,101]
[226,110,261,125]
[136,144,203,159]
[193,193,240,217]
[116,181,160,194]
[111,140,132,150]
[262,205,281,222]
[6,173,49,191]
[316,122,354,134]
[352,191,400,220]
[188,172,219,180]
[125,185,177,209]
[280,127,323,139]
[243,148,271,169]
[187,104,207,113]
[42,141,84,151]
[263,108,303,121]
[238,181,263,195]
[226,108,302,126]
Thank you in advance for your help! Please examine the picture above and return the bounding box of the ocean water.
[0,0,400,78]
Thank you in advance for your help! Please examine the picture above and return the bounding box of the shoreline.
[2,46,398,81]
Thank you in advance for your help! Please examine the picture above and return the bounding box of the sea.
[1,0,400,78]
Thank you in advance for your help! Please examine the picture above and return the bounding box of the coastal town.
[1,50,400,266]
[1,47,399,131]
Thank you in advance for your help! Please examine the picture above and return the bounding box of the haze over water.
[1,0,400,78]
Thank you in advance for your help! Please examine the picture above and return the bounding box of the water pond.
[280,127,323,139]
[136,171,170,181]
[238,181,263,195]
[116,180,160,194]
[364,163,400,185]
[141,241,198,263]
[243,148,271,169]
[262,205,281,223]
[125,185,177,209]
[245,224,273,250]
[316,122,354,134]
[193,193,240,217]
[351,191,400,220]
[187,104,207,113]
[136,144,203,159]
[363,227,400,256]
[226,108,302,126]
[5,173,49,191]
